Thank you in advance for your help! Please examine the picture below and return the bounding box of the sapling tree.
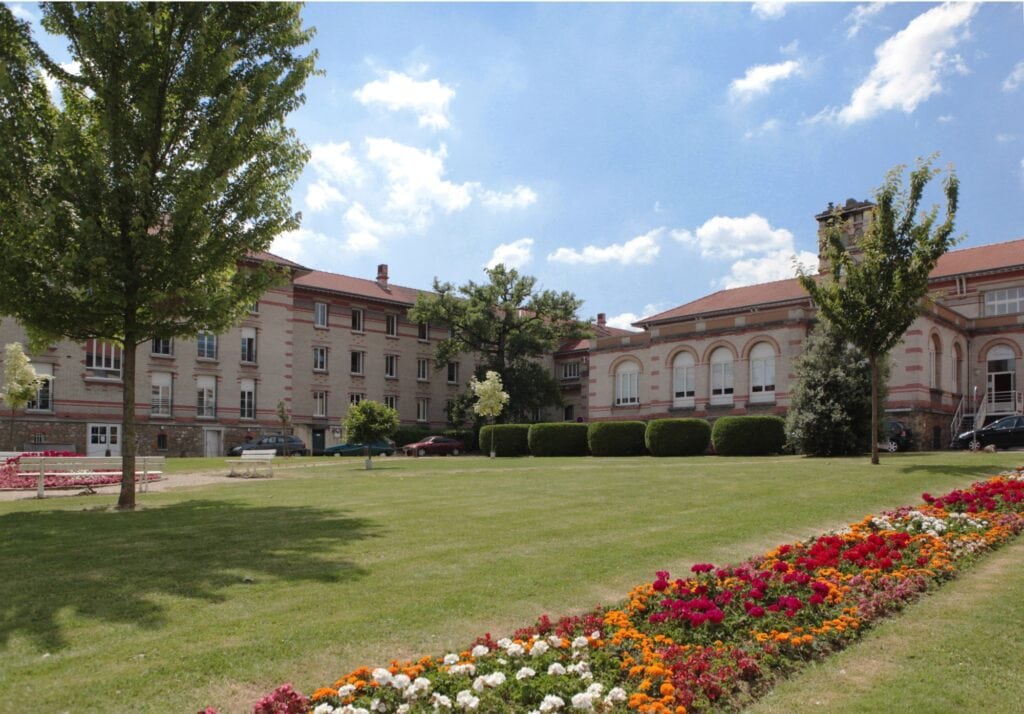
[343,400,399,470]
[1,342,47,450]
[471,370,509,457]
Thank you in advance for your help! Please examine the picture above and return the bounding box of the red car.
[402,435,465,456]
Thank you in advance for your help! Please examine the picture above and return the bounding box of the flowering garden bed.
[0,452,161,490]
[244,467,1024,714]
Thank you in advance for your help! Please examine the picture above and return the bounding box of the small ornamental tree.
[343,400,399,470]
[471,370,509,457]
[1,342,46,449]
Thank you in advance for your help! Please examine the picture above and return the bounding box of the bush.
[394,426,433,447]
[645,418,711,456]
[712,416,786,456]
[480,424,531,456]
[444,428,478,453]
[587,421,647,457]
[527,423,590,456]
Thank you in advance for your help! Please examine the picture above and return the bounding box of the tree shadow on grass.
[897,462,1016,478]
[0,500,375,652]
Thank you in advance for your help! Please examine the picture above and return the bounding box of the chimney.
[376,263,389,289]
[597,312,606,327]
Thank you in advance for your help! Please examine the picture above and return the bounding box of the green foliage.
[785,325,879,456]
[443,428,478,453]
[483,424,531,457]
[0,3,317,507]
[798,156,958,464]
[1,342,43,411]
[587,421,647,457]
[471,370,509,420]
[527,423,590,456]
[394,426,434,447]
[344,400,399,446]
[408,265,589,422]
[644,418,711,457]
[711,416,786,456]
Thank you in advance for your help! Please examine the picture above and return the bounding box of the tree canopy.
[0,3,317,507]
[408,265,589,422]
[344,400,399,468]
[798,156,958,464]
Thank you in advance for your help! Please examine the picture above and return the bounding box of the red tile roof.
[639,277,811,326]
[246,251,309,271]
[557,321,638,354]
[294,269,426,306]
[930,238,1024,278]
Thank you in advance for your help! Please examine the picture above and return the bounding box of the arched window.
[952,342,964,395]
[710,347,734,405]
[615,361,640,406]
[672,353,695,408]
[986,345,1017,414]
[929,334,942,390]
[749,342,776,403]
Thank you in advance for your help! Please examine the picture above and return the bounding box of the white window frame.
[150,372,172,417]
[418,322,429,341]
[351,308,364,332]
[151,338,173,356]
[313,390,327,418]
[27,363,53,412]
[314,301,329,328]
[385,354,398,378]
[239,378,255,420]
[350,350,364,375]
[313,346,328,372]
[614,362,639,406]
[417,358,430,382]
[349,393,363,406]
[240,327,257,364]
[197,332,217,360]
[672,353,695,408]
[85,339,123,379]
[749,343,776,403]
[984,287,1024,316]
[385,314,399,337]
[447,361,459,384]
[384,395,398,410]
[561,361,581,380]
[416,397,429,422]
[928,334,942,390]
[710,348,734,405]
[197,376,216,418]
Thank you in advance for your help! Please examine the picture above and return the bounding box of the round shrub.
[587,421,647,457]
[711,415,786,456]
[645,418,711,457]
[480,424,531,456]
[528,423,590,456]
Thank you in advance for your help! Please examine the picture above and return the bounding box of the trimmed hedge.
[394,426,433,448]
[479,424,531,457]
[711,415,786,456]
[444,428,478,453]
[645,418,711,457]
[587,421,647,457]
[527,423,590,456]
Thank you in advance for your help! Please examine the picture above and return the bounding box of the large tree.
[798,156,958,465]
[0,4,317,508]
[408,264,589,422]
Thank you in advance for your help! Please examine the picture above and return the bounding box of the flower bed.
[0,452,160,490]
[244,468,1024,714]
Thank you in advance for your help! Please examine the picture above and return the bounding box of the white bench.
[16,455,165,498]
[227,449,276,478]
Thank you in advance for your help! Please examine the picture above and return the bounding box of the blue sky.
[11,2,1024,329]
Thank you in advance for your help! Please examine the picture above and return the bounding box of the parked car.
[955,415,1024,450]
[402,435,465,457]
[323,440,396,457]
[228,435,308,457]
[882,419,914,452]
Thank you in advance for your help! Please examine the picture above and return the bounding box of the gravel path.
[0,470,243,502]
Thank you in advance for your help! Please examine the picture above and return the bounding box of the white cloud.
[304,180,347,213]
[729,60,802,102]
[845,2,887,39]
[343,202,403,253]
[478,185,538,210]
[486,238,534,269]
[353,70,455,130]
[309,141,364,187]
[43,61,81,98]
[672,214,795,259]
[937,114,955,124]
[779,39,800,55]
[716,250,818,289]
[751,2,787,20]
[835,3,977,125]
[365,138,473,226]
[547,229,662,266]
[996,133,1018,143]
[1004,61,1024,92]
[744,118,782,140]
[270,228,330,263]
[605,304,665,331]
[9,3,37,21]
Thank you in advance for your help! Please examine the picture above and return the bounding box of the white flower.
[391,673,411,691]
[531,640,550,657]
[570,692,595,710]
[405,678,432,699]
[449,663,476,676]
[337,685,357,698]
[505,642,525,657]
[590,631,601,640]
[313,704,336,714]
[340,707,371,714]
[372,668,393,686]
[397,706,410,714]
[548,635,564,648]
[471,644,490,658]
[430,693,453,710]
[586,683,604,696]
[370,699,387,713]
[605,687,627,705]
[571,636,590,650]
[516,666,536,680]
[539,694,566,712]
[456,690,480,710]
[443,654,460,665]
[497,638,512,648]
[547,663,567,676]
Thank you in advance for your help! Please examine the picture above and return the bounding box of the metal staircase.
[951,388,1022,448]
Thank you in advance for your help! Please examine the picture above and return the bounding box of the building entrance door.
[312,429,325,455]
[203,429,223,457]
[87,423,120,456]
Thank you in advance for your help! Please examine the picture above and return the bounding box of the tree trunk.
[869,353,879,466]
[118,340,138,509]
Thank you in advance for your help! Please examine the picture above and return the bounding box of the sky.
[10,1,1024,330]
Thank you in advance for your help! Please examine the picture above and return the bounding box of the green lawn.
[1,452,1021,713]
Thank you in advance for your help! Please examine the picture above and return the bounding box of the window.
[953,342,964,394]
[416,397,429,422]
[417,358,430,381]
[614,362,639,406]
[385,354,398,378]
[313,391,327,418]
[314,302,329,328]
[26,364,53,411]
[197,332,217,360]
[386,314,399,337]
[351,308,364,332]
[984,287,1024,316]
[85,339,122,379]
[150,372,172,417]
[313,346,328,372]
[349,393,363,405]
[196,376,216,418]
[350,350,364,375]
[249,302,259,314]
[564,404,575,422]
[986,345,1017,412]
[710,347,734,405]
[151,338,173,356]
[384,395,398,410]
[749,343,776,403]
[447,361,459,384]
[672,352,695,407]
[156,433,168,450]
[240,327,257,363]
[929,334,942,390]
[239,379,255,420]
[418,322,429,341]
[561,361,581,380]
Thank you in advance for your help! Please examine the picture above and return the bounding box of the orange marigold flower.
[660,682,676,697]
[639,678,653,692]
[311,688,336,700]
